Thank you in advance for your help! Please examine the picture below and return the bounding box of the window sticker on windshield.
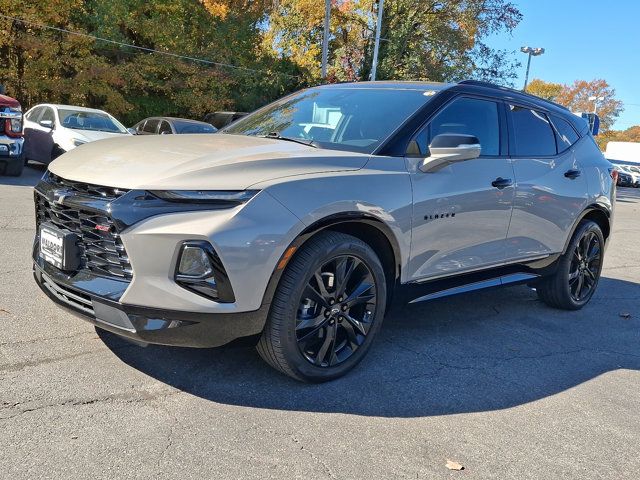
[423,90,437,96]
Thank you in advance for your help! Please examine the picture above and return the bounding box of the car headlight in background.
[72,138,88,147]
[150,190,259,205]
[174,241,235,302]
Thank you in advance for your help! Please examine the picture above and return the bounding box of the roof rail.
[457,79,570,112]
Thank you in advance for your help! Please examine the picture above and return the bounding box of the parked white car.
[23,104,131,165]
[617,164,640,187]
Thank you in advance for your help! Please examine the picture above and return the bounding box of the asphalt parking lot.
[1,166,639,479]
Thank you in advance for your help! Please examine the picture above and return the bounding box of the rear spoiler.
[573,112,600,136]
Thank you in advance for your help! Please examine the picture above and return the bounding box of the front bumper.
[33,259,268,348]
[0,135,24,170]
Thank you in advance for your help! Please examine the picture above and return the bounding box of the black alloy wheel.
[568,230,602,302]
[537,220,605,310]
[296,255,377,367]
[257,231,387,382]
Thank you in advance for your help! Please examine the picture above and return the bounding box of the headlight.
[174,241,235,302]
[72,138,87,147]
[150,190,259,205]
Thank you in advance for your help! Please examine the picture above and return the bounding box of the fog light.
[175,242,219,300]
[178,245,213,277]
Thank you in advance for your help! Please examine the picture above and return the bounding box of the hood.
[0,94,20,109]
[49,134,369,190]
[67,129,130,143]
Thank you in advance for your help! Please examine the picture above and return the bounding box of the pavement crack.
[0,331,96,347]
[155,401,180,471]
[0,389,181,421]
[0,342,141,373]
[290,435,336,478]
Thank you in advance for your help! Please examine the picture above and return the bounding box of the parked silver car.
[32,80,615,382]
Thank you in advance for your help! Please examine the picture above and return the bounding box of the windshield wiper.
[260,132,318,148]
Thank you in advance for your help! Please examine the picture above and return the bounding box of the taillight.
[5,117,23,138]
[609,167,618,184]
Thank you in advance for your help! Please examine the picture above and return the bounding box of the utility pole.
[370,0,384,81]
[321,0,331,79]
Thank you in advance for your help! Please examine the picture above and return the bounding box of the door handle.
[491,177,513,189]
[564,169,581,179]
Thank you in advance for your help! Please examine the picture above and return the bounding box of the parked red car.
[0,91,25,176]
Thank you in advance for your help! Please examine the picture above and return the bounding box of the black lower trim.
[34,264,268,348]
[392,254,561,307]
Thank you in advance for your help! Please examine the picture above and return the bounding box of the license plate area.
[39,223,81,271]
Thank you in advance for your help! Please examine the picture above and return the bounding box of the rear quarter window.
[551,115,580,152]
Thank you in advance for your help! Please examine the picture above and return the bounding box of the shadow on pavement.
[100,276,640,418]
[616,186,640,203]
[0,164,45,187]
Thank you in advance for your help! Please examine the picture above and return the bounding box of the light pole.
[521,46,545,91]
[589,95,605,114]
[370,0,385,81]
[321,0,331,79]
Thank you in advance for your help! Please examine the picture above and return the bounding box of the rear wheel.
[537,220,604,310]
[257,231,386,382]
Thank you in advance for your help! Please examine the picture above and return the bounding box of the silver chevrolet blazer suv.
[32,80,615,382]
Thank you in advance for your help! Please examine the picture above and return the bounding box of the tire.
[51,144,65,162]
[3,154,24,177]
[536,220,604,310]
[257,231,387,382]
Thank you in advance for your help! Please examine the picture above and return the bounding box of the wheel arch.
[562,204,611,254]
[260,213,402,309]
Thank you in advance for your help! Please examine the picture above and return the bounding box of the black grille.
[48,172,128,199]
[35,178,133,280]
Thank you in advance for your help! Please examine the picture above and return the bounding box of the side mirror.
[39,119,54,129]
[127,128,137,135]
[419,134,481,172]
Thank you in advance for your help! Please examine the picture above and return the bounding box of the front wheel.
[257,231,387,382]
[536,220,604,310]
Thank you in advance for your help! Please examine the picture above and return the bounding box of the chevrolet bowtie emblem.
[51,189,71,205]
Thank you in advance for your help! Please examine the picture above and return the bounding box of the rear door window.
[510,106,556,156]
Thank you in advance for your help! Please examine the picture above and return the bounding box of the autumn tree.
[371,0,522,84]
[526,79,563,101]
[0,0,304,124]
[1,0,523,124]
[263,0,523,85]
[555,79,623,131]
[596,125,640,151]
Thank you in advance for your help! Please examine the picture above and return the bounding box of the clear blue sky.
[485,0,639,130]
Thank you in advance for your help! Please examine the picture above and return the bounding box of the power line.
[0,13,299,80]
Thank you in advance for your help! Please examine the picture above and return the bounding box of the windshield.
[58,109,128,133]
[224,87,435,154]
